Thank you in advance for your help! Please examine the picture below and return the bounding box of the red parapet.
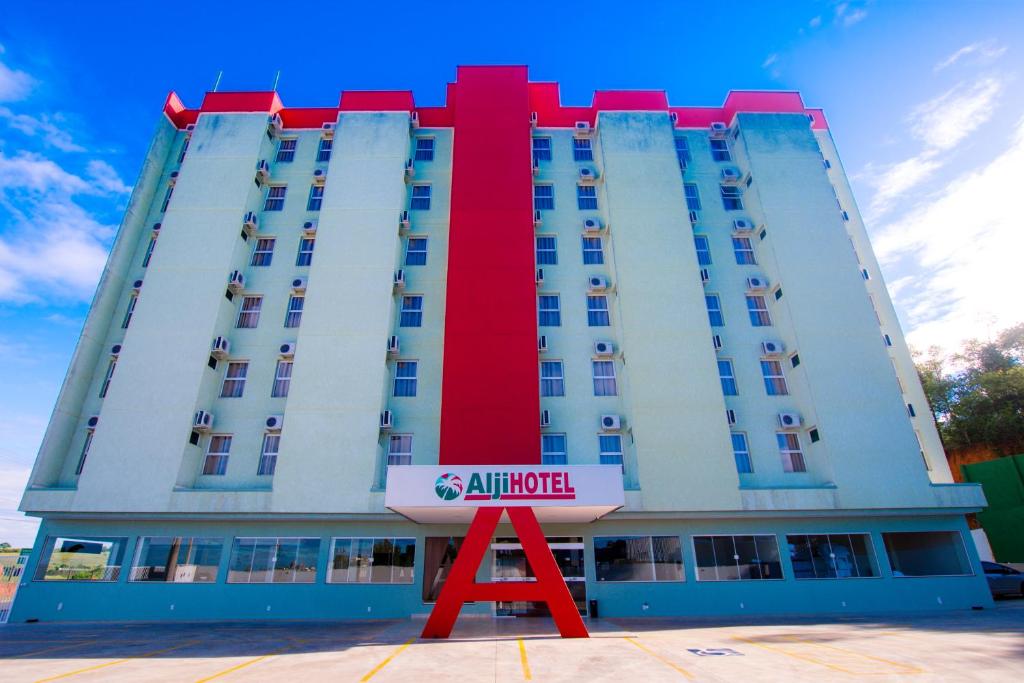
[338,90,415,111]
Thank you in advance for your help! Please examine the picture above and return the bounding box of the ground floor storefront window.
[882,531,972,577]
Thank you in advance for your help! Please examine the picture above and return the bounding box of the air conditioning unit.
[312,169,326,186]
[778,412,802,429]
[409,111,420,128]
[168,171,179,186]
[594,340,615,356]
[732,218,754,234]
[574,121,592,136]
[726,409,736,426]
[688,210,699,225]
[538,335,548,353]
[746,275,769,291]
[265,414,284,431]
[700,268,710,286]
[721,168,742,184]
[110,344,122,356]
[541,410,551,428]
[530,112,539,127]
[302,220,317,236]
[387,335,400,356]
[393,269,406,290]
[185,124,196,133]
[583,218,603,233]
[588,275,609,292]
[532,159,540,176]
[321,122,336,138]
[211,336,231,360]
[533,210,542,228]
[404,158,415,178]
[578,167,597,183]
[227,270,245,293]
[709,121,729,139]
[152,222,162,233]
[193,410,213,432]
[242,211,258,235]
[291,277,307,293]
[131,279,143,292]
[86,415,100,429]
[279,342,296,358]
[761,340,785,356]
[267,113,283,137]
[536,268,544,286]
[712,334,723,351]
[670,112,679,124]
[256,160,271,182]
[600,414,622,431]
[380,410,394,430]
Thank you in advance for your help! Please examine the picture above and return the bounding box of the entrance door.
[491,536,586,616]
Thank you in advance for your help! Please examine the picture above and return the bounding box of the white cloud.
[0,463,40,548]
[762,53,779,69]
[0,151,92,194]
[0,106,84,152]
[874,117,1024,354]
[0,54,34,103]
[834,2,868,27]
[87,159,131,194]
[909,76,1003,151]
[935,40,1007,72]
[843,8,867,27]
[809,15,822,28]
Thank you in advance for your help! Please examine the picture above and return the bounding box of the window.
[130,537,223,583]
[34,536,128,582]
[882,531,972,577]
[422,537,464,602]
[599,434,623,467]
[777,432,806,472]
[595,536,683,582]
[787,534,878,579]
[142,236,157,267]
[227,537,320,583]
[710,138,731,162]
[202,435,231,475]
[593,361,617,396]
[99,359,116,398]
[731,433,752,473]
[732,237,756,265]
[542,434,567,465]
[400,295,423,327]
[75,429,93,475]
[746,295,772,326]
[532,137,552,163]
[410,184,431,210]
[721,185,743,210]
[684,183,701,211]
[576,184,598,210]
[236,296,263,328]
[272,360,292,398]
[387,434,413,466]
[405,237,427,266]
[121,294,138,329]
[718,359,738,395]
[540,360,565,397]
[307,185,324,211]
[693,535,782,581]
[586,295,610,326]
[536,235,557,265]
[581,236,603,265]
[674,137,691,168]
[538,294,560,327]
[329,537,415,584]
[705,294,724,327]
[316,137,332,163]
[694,235,712,265]
[760,360,788,395]
[284,295,304,328]
[220,361,248,398]
[251,237,275,266]
[414,137,435,161]
[178,136,190,163]
[572,137,593,162]
[394,361,418,397]
[276,138,297,163]
[534,184,554,210]
[161,185,173,212]
[258,433,280,476]
[296,237,315,266]
[263,186,286,211]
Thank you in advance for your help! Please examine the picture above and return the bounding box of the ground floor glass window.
[594,535,684,582]
[422,536,464,602]
[34,536,128,582]
[328,537,415,584]
[786,534,877,579]
[882,531,972,577]
[227,537,320,583]
[130,537,223,583]
[693,534,783,581]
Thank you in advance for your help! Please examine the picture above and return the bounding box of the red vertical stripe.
[439,66,540,465]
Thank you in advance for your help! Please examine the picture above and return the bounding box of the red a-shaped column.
[421,506,589,638]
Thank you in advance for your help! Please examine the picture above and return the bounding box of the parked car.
[982,561,1024,598]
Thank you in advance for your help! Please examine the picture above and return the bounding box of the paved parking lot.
[1,601,1022,682]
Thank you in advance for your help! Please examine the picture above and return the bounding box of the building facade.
[13,66,991,622]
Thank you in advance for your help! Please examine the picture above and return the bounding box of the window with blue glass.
[582,236,603,265]
[542,434,567,465]
[710,138,731,162]
[296,237,315,266]
[694,235,712,265]
[264,186,286,211]
[720,185,743,211]
[577,185,598,210]
[276,139,297,163]
[718,359,738,395]
[316,138,332,163]
[538,295,560,327]
[534,184,554,210]
[410,184,431,210]
[536,235,557,265]
[532,137,552,163]
[414,137,435,161]
[406,237,427,266]
[684,183,701,211]
[400,295,423,327]
[393,361,418,397]
[733,237,756,265]
[587,295,610,327]
[540,360,564,397]
[599,434,623,468]
[731,433,752,473]
[705,294,724,327]
[573,137,593,161]
[674,136,691,168]
[307,185,324,211]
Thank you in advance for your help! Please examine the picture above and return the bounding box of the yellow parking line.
[731,634,854,674]
[783,636,923,674]
[360,637,416,682]
[33,640,200,683]
[624,637,695,679]
[518,638,532,680]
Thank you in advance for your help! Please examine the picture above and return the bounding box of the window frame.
[694,234,712,266]
[532,137,552,163]
[777,432,806,472]
[576,184,598,210]
[593,535,685,583]
[720,184,743,210]
[534,184,554,210]
[263,185,287,212]
[684,183,701,211]
[535,235,558,265]
[538,294,561,327]
[327,537,416,584]
[581,235,604,265]
[760,359,789,395]
[786,532,881,580]
[410,184,432,210]
[414,137,435,161]
[586,294,610,327]
[307,184,324,211]
[258,433,280,476]
[393,360,418,397]
[405,236,428,266]
[692,534,784,582]
[220,360,249,398]
[592,360,617,396]
[316,137,332,163]
[540,360,565,397]
[387,434,413,466]
[731,432,752,474]
[598,433,624,467]
[202,434,232,476]
[250,237,276,267]
[572,137,594,162]
[400,295,424,327]
[272,360,293,398]
[718,359,738,396]
[705,293,724,327]
[732,236,756,265]
[746,295,772,327]
[541,433,568,465]
[275,138,297,163]
[296,237,315,267]
[709,138,731,162]
[236,295,263,329]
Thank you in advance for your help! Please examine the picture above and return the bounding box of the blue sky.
[1,0,1021,545]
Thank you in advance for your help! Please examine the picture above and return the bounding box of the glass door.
[491,537,586,617]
